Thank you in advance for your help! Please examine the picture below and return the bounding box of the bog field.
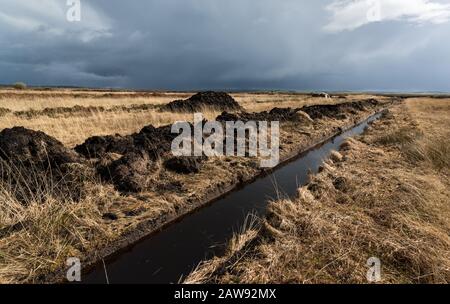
[0,88,447,283]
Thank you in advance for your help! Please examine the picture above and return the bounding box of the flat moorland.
[0,89,391,283]
[0,89,376,146]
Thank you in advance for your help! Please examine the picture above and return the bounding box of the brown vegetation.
[0,89,391,283]
[0,89,383,147]
[186,99,450,284]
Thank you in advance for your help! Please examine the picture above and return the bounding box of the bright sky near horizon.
[1,0,449,91]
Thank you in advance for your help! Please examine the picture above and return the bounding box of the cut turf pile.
[32,98,383,193]
[75,102,355,192]
[0,127,89,202]
[217,99,381,122]
[76,124,184,192]
[216,107,313,123]
[0,98,386,195]
[161,91,244,113]
[301,98,380,119]
[164,156,204,174]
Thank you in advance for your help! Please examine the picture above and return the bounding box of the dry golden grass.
[0,89,382,147]
[0,166,115,283]
[0,154,263,283]
[186,99,450,284]
[0,89,391,283]
[0,89,190,111]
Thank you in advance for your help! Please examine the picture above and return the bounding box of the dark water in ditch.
[83,113,381,284]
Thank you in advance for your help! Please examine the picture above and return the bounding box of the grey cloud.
[0,0,449,91]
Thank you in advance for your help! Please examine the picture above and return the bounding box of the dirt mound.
[78,122,203,191]
[164,156,203,174]
[301,104,344,120]
[77,124,178,161]
[162,91,243,113]
[216,107,310,123]
[101,151,152,192]
[0,127,82,167]
[0,127,86,202]
[79,124,182,192]
[301,99,379,120]
[75,135,134,158]
[132,125,178,160]
[268,107,311,121]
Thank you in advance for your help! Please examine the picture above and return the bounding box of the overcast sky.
[1,0,450,91]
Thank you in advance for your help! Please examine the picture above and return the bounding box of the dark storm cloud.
[1,0,450,91]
